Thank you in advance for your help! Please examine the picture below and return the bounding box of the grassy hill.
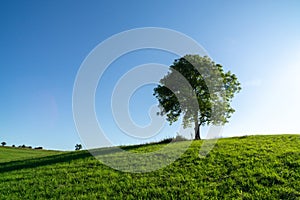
[1,134,300,199]
[0,146,62,163]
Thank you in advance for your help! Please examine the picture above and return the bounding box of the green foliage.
[1,135,300,199]
[75,144,83,151]
[153,55,241,139]
[156,135,189,144]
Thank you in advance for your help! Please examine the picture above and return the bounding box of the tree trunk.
[194,122,201,140]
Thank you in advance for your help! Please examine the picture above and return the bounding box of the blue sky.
[1,0,300,150]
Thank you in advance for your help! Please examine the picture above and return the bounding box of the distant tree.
[12,145,15,148]
[75,144,82,151]
[1,142,6,146]
[34,147,43,150]
[153,55,241,140]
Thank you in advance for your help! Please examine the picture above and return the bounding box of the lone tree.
[153,55,241,140]
[1,142,6,146]
[75,144,82,151]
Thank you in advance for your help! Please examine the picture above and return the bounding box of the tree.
[1,142,6,146]
[153,55,241,140]
[75,144,82,151]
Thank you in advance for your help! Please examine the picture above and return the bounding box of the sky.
[1,0,300,150]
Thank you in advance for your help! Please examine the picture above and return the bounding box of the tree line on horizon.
[1,141,83,151]
[1,141,43,149]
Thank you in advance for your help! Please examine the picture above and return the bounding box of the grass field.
[0,146,62,163]
[1,134,300,199]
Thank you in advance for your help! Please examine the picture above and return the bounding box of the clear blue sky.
[1,0,300,150]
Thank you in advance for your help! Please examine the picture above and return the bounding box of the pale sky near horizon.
[1,0,300,150]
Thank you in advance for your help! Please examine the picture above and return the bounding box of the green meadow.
[0,146,62,163]
[1,134,300,199]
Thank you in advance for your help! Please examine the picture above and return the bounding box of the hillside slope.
[1,135,300,199]
[0,146,62,163]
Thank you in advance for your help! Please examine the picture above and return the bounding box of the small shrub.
[75,144,82,151]
[158,135,189,144]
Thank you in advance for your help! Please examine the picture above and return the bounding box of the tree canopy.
[75,144,82,151]
[153,55,241,140]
